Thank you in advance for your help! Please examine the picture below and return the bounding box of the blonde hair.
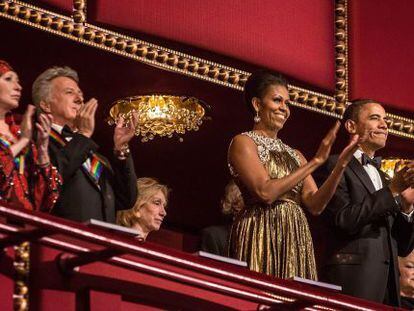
[117,177,170,228]
[221,180,244,215]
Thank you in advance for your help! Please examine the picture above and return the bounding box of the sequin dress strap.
[243,131,301,165]
[228,131,301,177]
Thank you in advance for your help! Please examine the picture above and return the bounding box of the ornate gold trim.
[13,242,30,311]
[288,85,343,118]
[1,0,414,139]
[72,0,86,24]
[333,0,414,139]
[0,0,249,90]
[334,0,348,104]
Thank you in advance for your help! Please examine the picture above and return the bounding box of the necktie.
[361,153,382,169]
[61,125,74,138]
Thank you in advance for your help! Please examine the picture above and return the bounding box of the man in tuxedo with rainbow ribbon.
[32,66,138,223]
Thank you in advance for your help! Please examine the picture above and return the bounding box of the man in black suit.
[315,99,414,307]
[32,66,138,223]
[200,180,244,257]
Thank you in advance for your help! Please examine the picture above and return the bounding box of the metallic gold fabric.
[229,131,317,280]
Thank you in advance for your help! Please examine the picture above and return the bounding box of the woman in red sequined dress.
[0,60,61,212]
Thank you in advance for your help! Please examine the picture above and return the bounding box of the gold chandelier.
[108,95,207,142]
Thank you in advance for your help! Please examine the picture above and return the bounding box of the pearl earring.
[254,111,261,123]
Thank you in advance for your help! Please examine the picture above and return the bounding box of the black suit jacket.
[200,225,230,257]
[315,155,414,306]
[49,131,137,223]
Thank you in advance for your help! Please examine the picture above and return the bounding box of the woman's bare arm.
[300,135,360,215]
[229,122,341,205]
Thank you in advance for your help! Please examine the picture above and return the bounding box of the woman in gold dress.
[228,71,361,280]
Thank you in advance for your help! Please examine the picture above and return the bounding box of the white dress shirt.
[353,149,383,191]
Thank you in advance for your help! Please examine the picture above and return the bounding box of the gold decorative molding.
[288,85,343,118]
[1,0,414,139]
[333,0,414,139]
[13,242,30,311]
[334,0,348,105]
[0,0,249,90]
[72,0,86,24]
[386,113,414,139]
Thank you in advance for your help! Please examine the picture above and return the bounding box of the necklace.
[252,129,278,140]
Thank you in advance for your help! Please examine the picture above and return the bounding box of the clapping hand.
[390,161,414,197]
[312,121,340,166]
[402,161,414,187]
[401,187,414,214]
[398,162,414,213]
[75,98,98,138]
[113,111,139,151]
[36,113,53,150]
[35,112,53,166]
[336,131,368,168]
[20,105,36,140]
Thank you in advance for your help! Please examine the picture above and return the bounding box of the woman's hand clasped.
[36,113,53,151]
[20,105,36,141]
[35,112,53,167]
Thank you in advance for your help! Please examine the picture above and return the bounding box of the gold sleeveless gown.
[229,131,317,280]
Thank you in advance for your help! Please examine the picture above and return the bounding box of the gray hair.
[32,66,79,106]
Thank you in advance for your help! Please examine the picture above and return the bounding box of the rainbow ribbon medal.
[0,136,29,175]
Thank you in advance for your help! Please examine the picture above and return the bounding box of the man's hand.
[113,111,139,152]
[389,161,414,196]
[401,187,414,214]
[75,98,98,138]
[403,161,414,187]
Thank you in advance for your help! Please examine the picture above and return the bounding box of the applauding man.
[32,66,138,223]
[315,99,414,307]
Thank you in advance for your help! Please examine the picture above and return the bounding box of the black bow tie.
[361,153,382,169]
[61,125,75,138]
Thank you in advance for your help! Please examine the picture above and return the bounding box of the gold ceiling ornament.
[108,95,207,142]
[2,1,414,139]
[380,158,411,179]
